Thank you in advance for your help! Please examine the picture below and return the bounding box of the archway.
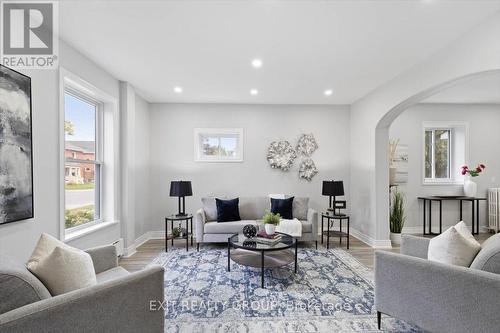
[374,69,500,243]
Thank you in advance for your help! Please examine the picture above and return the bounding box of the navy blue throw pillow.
[216,198,241,222]
[270,197,294,219]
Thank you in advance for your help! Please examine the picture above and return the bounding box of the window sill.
[64,220,119,243]
[422,181,463,186]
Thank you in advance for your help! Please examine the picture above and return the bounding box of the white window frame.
[59,68,120,242]
[194,128,244,162]
[422,121,469,185]
[63,88,104,233]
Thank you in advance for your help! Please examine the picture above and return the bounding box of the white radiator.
[488,188,500,233]
[112,238,124,257]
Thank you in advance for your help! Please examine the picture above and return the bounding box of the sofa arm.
[85,245,118,274]
[375,251,500,333]
[195,208,206,243]
[400,234,430,259]
[0,265,164,333]
[307,208,318,240]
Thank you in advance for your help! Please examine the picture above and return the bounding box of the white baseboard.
[349,227,392,249]
[123,230,165,257]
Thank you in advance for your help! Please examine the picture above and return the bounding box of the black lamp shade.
[170,181,192,197]
[322,180,344,196]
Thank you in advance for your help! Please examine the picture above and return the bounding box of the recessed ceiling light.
[251,58,262,68]
[250,89,259,95]
[324,89,333,96]
[173,86,183,93]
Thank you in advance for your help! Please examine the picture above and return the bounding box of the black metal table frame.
[164,215,193,252]
[227,232,298,288]
[418,197,486,235]
[321,214,350,249]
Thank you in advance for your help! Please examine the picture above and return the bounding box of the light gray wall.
[134,94,152,237]
[148,103,350,231]
[389,103,500,232]
[0,40,122,262]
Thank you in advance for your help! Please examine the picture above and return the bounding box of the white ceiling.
[423,72,500,104]
[59,0,500,104]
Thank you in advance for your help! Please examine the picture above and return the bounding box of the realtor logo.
[1,0,58,69]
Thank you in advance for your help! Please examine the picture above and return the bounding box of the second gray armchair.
[375,233,500,333]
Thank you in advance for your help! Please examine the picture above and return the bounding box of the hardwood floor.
[119,233,493,272]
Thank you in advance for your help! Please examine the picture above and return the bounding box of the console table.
[417,196,486,235]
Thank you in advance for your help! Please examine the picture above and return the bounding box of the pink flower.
[480,164,486,169]
[476,167,482,173]
[461,165,468,170]
[461,170,467,175]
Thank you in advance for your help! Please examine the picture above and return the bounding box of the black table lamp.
[170,181,192,217]
[322,180,345,215]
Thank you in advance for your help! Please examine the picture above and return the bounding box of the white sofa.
[195,196,318,250]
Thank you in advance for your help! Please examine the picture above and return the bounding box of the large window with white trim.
[64,90,102,230]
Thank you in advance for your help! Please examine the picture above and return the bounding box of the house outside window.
[64,91,102,230]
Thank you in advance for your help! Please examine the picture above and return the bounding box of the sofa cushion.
[0,254,51,315]
[30,246,97,296]
[428,224,481,267]
[216,198,241,222]
[201,197,218,222]
[271,197,294,219]
[238,197,269,220]
[293,197,309,220]
[96,266,130,283]
[204,220,259,234]
[470,233,500,274]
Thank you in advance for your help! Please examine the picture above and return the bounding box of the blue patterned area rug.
[151,248,421,333]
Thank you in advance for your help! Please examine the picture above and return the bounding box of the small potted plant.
[262,212,280,235]
[390,189,406,245]
[461,163,485,197]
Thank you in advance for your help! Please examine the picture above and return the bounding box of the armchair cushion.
[30,246,97,296]
[470,233,500,274]
[85,245,118,274]
[26,233,71,271]
[428,225,480,267]
[96,266,129,283]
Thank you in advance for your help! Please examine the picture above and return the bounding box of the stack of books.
[255,230,282,245]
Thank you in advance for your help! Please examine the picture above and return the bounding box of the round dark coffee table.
[227,232,297,288]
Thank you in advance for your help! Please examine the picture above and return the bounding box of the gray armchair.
[0,245,164,333]
[375,234,500,333]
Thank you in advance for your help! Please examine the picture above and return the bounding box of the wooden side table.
[165,214,193,252]
[321,213,350,249]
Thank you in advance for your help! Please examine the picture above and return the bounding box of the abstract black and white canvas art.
[0,65,33,225]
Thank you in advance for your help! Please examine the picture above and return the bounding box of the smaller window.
[194,128,243,162]
[425,129,451,180]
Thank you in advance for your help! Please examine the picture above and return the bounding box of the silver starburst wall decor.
[267,141,297,171]
[296,134,318,157]
[298,158,318,181]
